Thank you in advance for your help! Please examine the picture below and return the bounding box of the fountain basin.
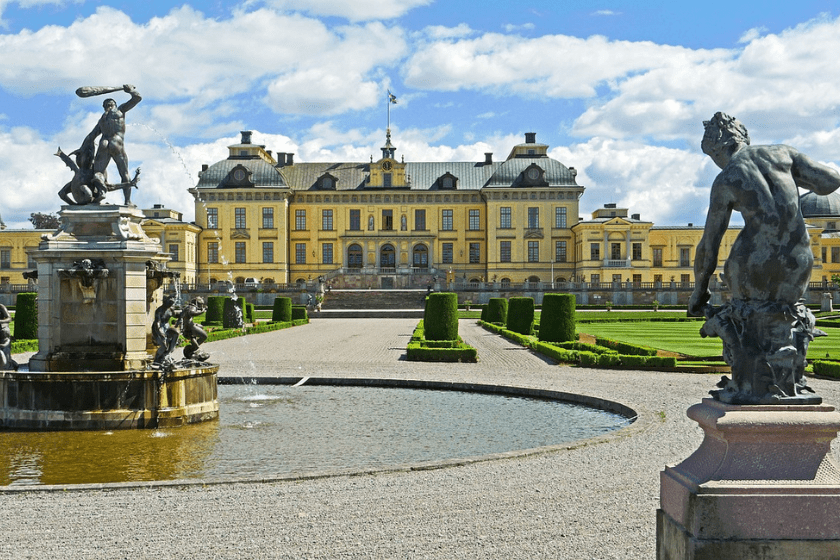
[0,365,218,430]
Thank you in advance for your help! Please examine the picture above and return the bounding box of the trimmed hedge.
[206,296,226,324]
[424,292,459,341]
[486,298,509,324]
[291,305,308,321]
[813,360,840,378]
[538,293,576,343]
[272,297,293,322]
[506,297,534,335]
[407,342,478,362]
[595,336,658,357]
[14,292,38,340]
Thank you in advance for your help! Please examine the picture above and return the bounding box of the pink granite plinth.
[658,398,840,559]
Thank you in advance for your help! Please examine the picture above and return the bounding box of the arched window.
[380,244,396,268]
[412,244,428,268]
[500,278,511,288]
[347,244,363,269]
[555,277,566,283]
[295,278,306,287]
[235,276,245,284]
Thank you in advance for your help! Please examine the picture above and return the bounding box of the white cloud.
[257,0,432,21]
[592,10,620,17]
[418,23,473,39]
[0,6,405,123]
[404,31,713,98]
[502,23,534,33]
[550,138,715,226]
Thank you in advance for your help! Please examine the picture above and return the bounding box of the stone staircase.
[315,289,427,318]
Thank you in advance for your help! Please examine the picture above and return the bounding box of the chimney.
[631,213,640,220]
[286,153,294,166]
[201,164,209,172]
[688,223,694,227]
[605,203,617,209]
[154,204,163,209]
[266,150,273,158]
[240,131,252,144]
[484,153,493,164]
[525,132,536,144]
[275,152,286,167]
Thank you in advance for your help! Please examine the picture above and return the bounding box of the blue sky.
[1,0,839,228]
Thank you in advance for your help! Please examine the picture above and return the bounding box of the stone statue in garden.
[179,297,209,362]
[689,112,840,404]
[151,296,180,367]
[57,85,142,206]
[0,304,18,371]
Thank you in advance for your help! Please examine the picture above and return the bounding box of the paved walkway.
[3,319,840,559]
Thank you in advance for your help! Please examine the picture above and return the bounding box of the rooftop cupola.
[381,128,397,160]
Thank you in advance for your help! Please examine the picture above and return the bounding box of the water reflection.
[0,386,627,486]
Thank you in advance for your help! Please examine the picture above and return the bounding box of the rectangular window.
[442,243,453,264]
[555,241,567,263]
[442,209,453,231]
[349,209,361,231]
[528,207,539,228]
[555,207,567,228]
[681,274,691,285]
[632,243,642,260]
[611,243,622,260]
[469,243,480,263]
[208,242,219,264]
[295,243,306,264]
[654,274,663,284]
[653,248,663,267]
[415,209,426,231]
[382,209,393,230]
[680,247,691,267]
[468,209,480,231]
[295,209,306,230]
[262,207,274,229]
[168,244,179,262]
[590,243,600,261]
[500,207,511,229]
[322,243,333,265]
[528,241,539,263]
[0,249,10,269]
[612,274,623,284]
[591,274,600,285]
[833,247,840,263]
[263,242,274,264]
[500,241,511,263]
[632,274,642,284]
[235,241,246,264]
[383,173,392,188]
[206,208,218,229]
[322,209,334,231]
[235,207,246,229]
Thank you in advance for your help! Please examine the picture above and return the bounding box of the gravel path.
[3,318,840,559]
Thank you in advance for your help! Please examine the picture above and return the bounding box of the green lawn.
[577,321,840,360]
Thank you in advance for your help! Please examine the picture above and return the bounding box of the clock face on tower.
[382,161,392,171]
[233,169,246,181]
[527,167,540,181]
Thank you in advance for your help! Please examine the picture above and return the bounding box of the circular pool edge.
[0,377,647,493]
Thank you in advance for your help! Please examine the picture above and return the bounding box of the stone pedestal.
[658,399,840,559]
[29,205,165,372]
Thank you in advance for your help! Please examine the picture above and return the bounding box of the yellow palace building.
[3,130,840,297]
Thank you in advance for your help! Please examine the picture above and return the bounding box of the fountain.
[0,84,218,430]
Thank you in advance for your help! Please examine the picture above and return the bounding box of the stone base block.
[658,399,840,559]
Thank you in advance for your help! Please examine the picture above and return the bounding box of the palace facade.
[3,130,840,292]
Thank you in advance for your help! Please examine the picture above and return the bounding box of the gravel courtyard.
[3,318,839,559]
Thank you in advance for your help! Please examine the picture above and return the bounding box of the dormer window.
[438,172,458,189]
[522,164,546,186]
[319,173,337,190]
[225,164,254,187]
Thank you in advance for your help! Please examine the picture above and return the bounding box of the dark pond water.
[0,385,629,486]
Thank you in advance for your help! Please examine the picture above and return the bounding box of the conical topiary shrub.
[205,296,227,324]
[487,297,508,324]
[272,297,293,322]
[538,293,576,342]
[423,292,459,341]
[506,297,534,335]
[14,292,38,340]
